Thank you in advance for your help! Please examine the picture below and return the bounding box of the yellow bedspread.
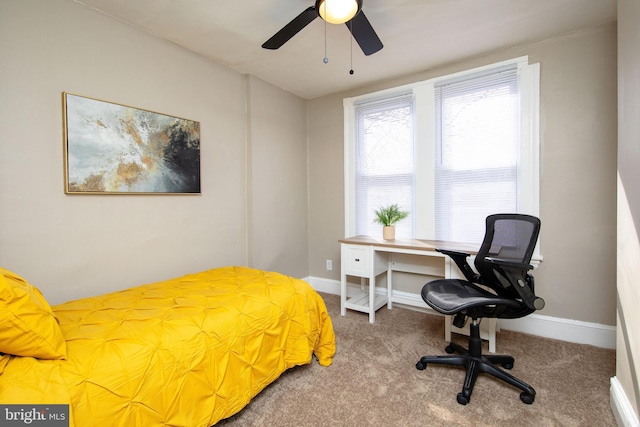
[0,266,336,426]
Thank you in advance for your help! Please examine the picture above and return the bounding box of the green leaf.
[373,203,409,226]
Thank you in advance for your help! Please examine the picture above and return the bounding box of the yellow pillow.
[0,268,67,359]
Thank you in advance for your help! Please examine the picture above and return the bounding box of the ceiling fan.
[262,0,383,56]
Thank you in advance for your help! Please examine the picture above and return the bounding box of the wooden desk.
[339,236,498,352]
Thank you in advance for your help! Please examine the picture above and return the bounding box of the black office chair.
[416,213,544,405]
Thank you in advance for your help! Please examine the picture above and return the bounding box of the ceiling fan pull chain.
[323,14,329,63]
[349,19,354,75]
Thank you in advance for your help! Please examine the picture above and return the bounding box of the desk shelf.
[344,290,388,314]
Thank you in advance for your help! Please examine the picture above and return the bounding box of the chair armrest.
[437,249,480,283]
[485,258,545,311]
[484,257,533,271]
[437,248,470,258]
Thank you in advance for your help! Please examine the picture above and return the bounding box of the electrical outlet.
[326,259,333,271]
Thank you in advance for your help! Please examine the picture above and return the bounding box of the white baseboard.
[304,276,342,295]
[503,312,616,349]
[611,377,640,427]
[303,276,616,349]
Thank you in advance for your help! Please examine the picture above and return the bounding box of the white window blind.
[434,66,519,243]
[354,93,414,239]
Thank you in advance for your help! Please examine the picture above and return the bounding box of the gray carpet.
[218,293,616,426]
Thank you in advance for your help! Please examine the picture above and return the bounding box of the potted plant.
[373,203,409,240]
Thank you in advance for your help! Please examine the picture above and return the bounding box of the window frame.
[343,56,541,258]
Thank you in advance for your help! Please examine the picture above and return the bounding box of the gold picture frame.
[63,92,200,194]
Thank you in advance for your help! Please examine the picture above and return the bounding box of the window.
[435,65,519,243]
[344,57,540,248]
[353,93,414,238]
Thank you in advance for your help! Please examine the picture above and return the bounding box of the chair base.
[416,322,536,405]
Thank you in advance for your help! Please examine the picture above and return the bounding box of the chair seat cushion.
[422,279,522,316]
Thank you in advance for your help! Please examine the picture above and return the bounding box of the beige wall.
[616,0,640,420]
[0,0,308,304]
[308,23,618,326]
[246,75,309,278]
[307,95,346,276]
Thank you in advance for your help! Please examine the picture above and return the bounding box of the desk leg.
[387,265,393,309]
[368,275,375,323]
[340,272,347,316]
[488,318,496,353]
[445,315,452,342]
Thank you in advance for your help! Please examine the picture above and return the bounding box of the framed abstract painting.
[63,93,200,194]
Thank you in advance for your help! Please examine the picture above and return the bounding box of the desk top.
[339,235,478,254]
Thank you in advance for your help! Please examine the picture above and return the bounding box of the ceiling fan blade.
[346,11,383,56]
[262,7,319,50]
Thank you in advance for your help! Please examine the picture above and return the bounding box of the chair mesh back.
[474,214,540,290]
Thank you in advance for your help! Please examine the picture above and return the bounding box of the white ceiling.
[73,0,617,99]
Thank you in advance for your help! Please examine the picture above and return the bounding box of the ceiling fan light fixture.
[262,0,382,56]
[316,0,362,25]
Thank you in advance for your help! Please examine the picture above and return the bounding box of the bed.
[0,266,336,426]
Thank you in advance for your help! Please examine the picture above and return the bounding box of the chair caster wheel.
[445,345,455,354]
[503,362,513,370]
[520,392,535,404]
[456,392,469,405]
[416,361,426,370]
